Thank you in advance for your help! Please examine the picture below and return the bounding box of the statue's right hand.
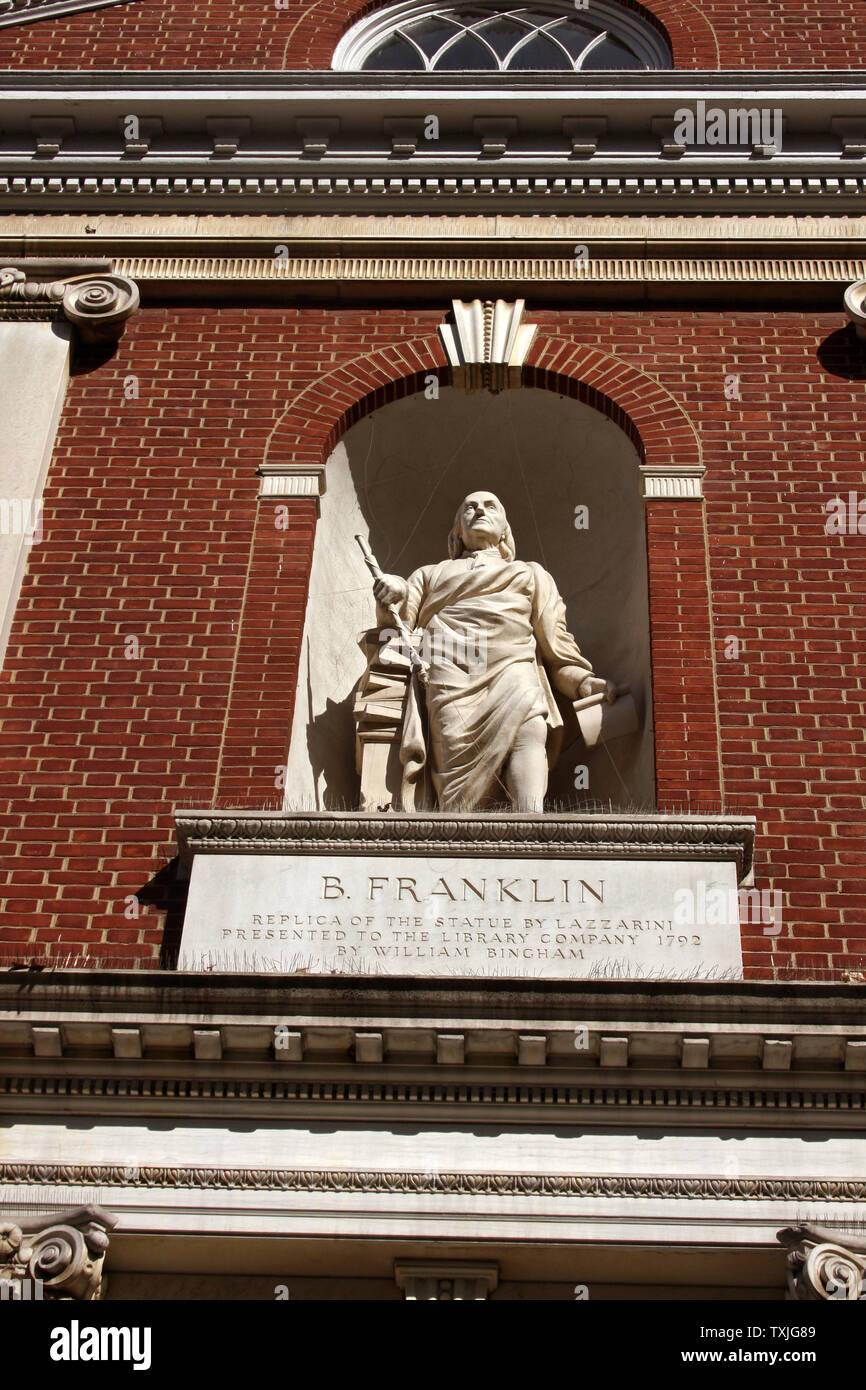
[373,574,407,607]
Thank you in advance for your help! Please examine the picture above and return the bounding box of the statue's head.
[448,491,516,561]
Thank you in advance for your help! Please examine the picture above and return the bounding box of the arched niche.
[284,384,655,811]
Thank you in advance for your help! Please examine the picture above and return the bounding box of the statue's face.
[459,492,506,549]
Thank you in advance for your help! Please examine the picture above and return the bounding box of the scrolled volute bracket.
[0,1203,117,1301]
[0,261,139,344]
[778,1224,866,1301]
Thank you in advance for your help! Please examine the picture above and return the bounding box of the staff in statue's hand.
[355,534,430,684]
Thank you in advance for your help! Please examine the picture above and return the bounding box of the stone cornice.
[2,971,860,1017]
[0,73,864,215]
[2,969,865,1127]
[4,212,866,254]
[2,70,864,94]
[2,1162,865,1203]
[2,216,865,305]
[175,809,756,880]
[2,1071,865,1130]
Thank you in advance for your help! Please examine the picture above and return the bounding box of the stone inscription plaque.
[179,852,744,979]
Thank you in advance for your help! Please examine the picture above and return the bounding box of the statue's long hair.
[448,498,516,561]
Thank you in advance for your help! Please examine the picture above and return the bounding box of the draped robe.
[398,553,593,810]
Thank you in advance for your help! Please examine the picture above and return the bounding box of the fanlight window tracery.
[333,0,671,72]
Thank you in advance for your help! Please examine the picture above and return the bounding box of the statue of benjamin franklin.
[370,491,614,813]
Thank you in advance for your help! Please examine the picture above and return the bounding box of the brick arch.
[263,332,701,477]
[263,335,446,473]
[228,329,716,812]
[285,0,719,72]
[526,335,703,472]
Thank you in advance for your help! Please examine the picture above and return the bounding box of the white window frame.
[332,0,671,72]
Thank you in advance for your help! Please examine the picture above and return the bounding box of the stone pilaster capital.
[0,260,139,344]
[0,1204,117,1301]
[778,1224,866,1300]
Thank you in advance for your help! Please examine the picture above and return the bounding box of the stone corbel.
[0,1204,117,1301]
[0,259,140,345]
[394,1261,499,1300]
[119,114,163,159]
[473,117,517,158]
[30,116,75,159]
[778,1225,866,1300]
[651,116,686,159]
[831,118,866,158]
[205,117,251,159]
[640,463,705,500]
[383,118,422,158]
[563,116,607,157]
[256,463,327,512]
[438,297,538,392]
[297,118,339,159]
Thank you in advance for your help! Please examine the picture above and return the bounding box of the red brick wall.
[0,304,863,978]
[0,0,861,71]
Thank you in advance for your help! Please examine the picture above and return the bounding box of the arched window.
[333,0,671,72]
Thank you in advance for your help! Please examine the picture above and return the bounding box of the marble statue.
[365,491,616,813]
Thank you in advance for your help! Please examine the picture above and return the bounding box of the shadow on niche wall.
[284,386,656,813]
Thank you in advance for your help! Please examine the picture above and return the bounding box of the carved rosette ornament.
[778,1225,866,1301]
[0,1204,116,1301]
[0,264,139,343]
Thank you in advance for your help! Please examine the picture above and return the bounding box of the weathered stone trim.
[641,465,706,500]
[3,1163,865,1201]
[110,255,866,286]
[257,474,324,500]
[2,1074,865,1112]
[175,810,755,880]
